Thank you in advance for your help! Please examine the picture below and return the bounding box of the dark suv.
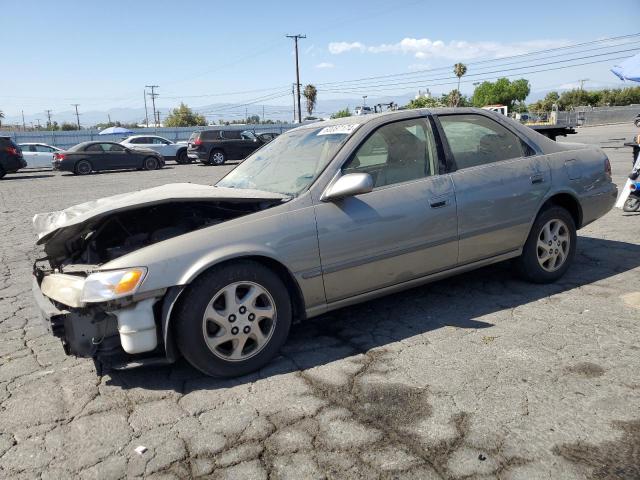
[187,129,266,165]
[0,137,27,179]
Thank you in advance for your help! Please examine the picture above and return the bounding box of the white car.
[19,143,62,169]
[120,135,190,164]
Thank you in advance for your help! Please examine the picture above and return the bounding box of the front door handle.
[429,194,451,208]
[531,173,545,185]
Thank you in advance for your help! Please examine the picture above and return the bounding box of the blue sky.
[1,0,639,119]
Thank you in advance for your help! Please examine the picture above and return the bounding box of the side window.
[439,114,528,170]
[222,131,242,140]
[152,137,166,144]
[86,144,104,152]
[35,145,53,152]
[343,118,438,188]
[101,143,124,152]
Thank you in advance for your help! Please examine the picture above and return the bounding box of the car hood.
[33,183,288,244]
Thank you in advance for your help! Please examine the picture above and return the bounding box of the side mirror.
[322,173,373,201]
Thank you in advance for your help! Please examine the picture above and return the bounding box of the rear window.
[201,130,221,140]
[221,130,242,140]
[0,137,15,148]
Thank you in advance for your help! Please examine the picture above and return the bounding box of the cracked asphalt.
[0,124,639,479]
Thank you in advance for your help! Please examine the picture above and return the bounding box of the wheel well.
[543,193,582,228]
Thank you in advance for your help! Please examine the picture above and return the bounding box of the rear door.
[221,130,243,159]
[436,113,550,264]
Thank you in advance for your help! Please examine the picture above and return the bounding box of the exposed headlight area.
[81,268,147,303]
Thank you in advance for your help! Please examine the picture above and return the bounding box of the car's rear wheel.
[174,260,292,377]
[515,206,576,283]
[143,157,159,170]
[210,149,226,165]
[75,160,92,175]
[0,166,5,179]
[635,118,640,128]
[177,150,189,164]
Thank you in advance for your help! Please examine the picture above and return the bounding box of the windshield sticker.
[317,124,360,136]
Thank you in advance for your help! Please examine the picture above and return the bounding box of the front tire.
[635,119,640,128]
[143,156,159,170]
[515,206,577,283]
[177,149,189,164]
[174,260,292,377]
[0,166,5,179]
[74,160,92,175]
[210,149,226,165]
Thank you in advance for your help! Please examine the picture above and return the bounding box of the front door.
[314,117,458,303]
[100,143,130,169]
[437,113,550,264]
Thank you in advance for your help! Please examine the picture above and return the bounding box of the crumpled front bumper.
[32,272,163,361]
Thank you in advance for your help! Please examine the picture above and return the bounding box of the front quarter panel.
[102,196,326,310]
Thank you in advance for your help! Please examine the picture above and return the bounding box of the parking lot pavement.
[0,125,638,479]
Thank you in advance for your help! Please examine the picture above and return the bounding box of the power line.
[320,54,634,96]
[318,48,639,93]
[315,32,640,88]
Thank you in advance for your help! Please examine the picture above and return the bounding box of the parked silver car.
[32,108,617,377]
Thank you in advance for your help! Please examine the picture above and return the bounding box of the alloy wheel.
[211,152,225,165]
[202,281,277,361]
[536,219,570,272]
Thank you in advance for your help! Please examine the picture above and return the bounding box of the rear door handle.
[531,173,545,184]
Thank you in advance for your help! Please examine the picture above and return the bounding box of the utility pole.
[146,85,159,127]
[143,88,149,127]
[21,110,26,131]
[362,95,367,107]
[71,104,81,129]
[45,109,52,129]
[578,78,589,91]
[292,83,296,124]
[108,113,112,124]
[262,105,265,122]
[286,34,306,123]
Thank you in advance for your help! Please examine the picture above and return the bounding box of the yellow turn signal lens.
[114,269,144,295]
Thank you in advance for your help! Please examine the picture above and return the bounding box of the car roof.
[125,135,164,139]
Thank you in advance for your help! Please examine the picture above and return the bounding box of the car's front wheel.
[515,206,577,283]
[0,166,5,179]
[143,156,159,170]
[174,260,292,377]
[177,149,189,164]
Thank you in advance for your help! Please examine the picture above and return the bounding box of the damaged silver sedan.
[32,108,617,377]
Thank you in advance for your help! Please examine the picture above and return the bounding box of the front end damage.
[31,184,287,373]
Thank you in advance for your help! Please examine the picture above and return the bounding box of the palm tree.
[303,84,318,117]
[453,63,467,106]
[0,110,4,129]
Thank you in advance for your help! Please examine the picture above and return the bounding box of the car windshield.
[216,125,355,196]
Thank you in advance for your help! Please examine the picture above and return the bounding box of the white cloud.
[328,38,570,60]
[315,62,335,69]
[328,41,365,54]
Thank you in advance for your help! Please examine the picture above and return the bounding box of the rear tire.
[635,119,640,128]
[514,206,577,283]
[177,149,189,164]
[623,195,640,212]
[143,157,159,170]
[74,160,92,175]
[0,166,5,179]
[210,149,226,165]
[174,260,292,377]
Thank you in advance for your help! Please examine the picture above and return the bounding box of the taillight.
[5,147,18,156]
[194,138,202,146]
[54,153,66,161]
[604,158,612,177]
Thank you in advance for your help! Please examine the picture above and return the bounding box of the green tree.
[405,96,445,109]
[164,103,207,127]
[472,78,531,110]
[453,63,467,106]
[331,107,351,119]
[60,122,78,131]
[303,84,318,117]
